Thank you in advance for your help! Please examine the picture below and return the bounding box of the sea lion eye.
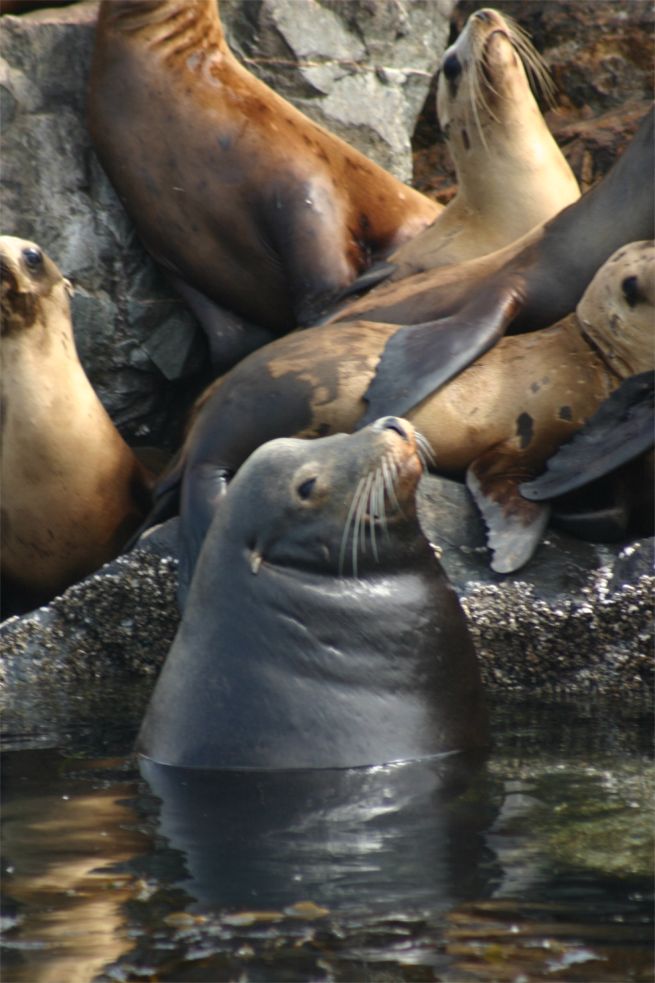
[22,247,43,273]
[296,477,317,500]
[621,275,641,308]
[443,52,462,82]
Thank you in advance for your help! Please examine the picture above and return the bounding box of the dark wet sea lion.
[137,417,488,769]
[137,242,654,578]
[0,235,152,617]
[88,0,440,368]
[388,7,579,277]
[325,108,654,426]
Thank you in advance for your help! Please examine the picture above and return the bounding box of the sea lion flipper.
[467,460,550,574]
[357,282,521,427]
[520,371,655,501]
[178,464,231,609]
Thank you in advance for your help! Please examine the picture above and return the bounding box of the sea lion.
[139,242,654,581]
[0,236,152,617]
[387,7,580,278]
[325,108,654,426]
[87,0,440,369]
[137,417,488,770]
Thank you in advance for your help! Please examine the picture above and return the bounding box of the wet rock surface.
[2,476,652,703]
[0,0,451,447]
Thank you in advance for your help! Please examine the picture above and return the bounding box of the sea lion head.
[578,240,655,379]
[137,416,487,770]
[437,7,554,149]
[221,415,432,580]
[0,235,73,342]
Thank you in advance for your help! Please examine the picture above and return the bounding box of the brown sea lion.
[139,241,654,582]
[0,236,152,617]
[388,7,580,278]
[87,0,441,369]
[324,107,654,426]
[137,417,488,769]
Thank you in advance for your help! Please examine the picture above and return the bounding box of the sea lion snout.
[375,416,412,441]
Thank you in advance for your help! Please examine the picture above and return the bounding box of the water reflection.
[1,751,145,983]
[1,693,652,982]
[138,751,496,915]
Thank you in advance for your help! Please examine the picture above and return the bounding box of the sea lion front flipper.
[170,276,277,371]
[520,371,655,501]
[357,280,522,427]
[466,457,550,574]
[178,464,231,609]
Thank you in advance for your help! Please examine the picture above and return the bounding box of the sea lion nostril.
[382,418,409,440]
[442,52,462,82]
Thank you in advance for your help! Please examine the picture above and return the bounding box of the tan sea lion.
[137,417,488,769]
[140,241,654,582]
[325,108,654,426]
[0,236,153,617]
[87,0,441,369]
[388,7,580,279]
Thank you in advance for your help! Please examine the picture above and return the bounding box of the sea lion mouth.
[0,257,38,332]
[472,14,555,109]
[0,256,18,296]
[338,421,432,576]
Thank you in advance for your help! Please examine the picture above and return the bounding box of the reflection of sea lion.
[325,109,654,425]
[389,7,579,278]
[137,418,488,769]
[139,753,494,914]
[0,236,152,617]
[88,0,440,368]
[141,242,654,577]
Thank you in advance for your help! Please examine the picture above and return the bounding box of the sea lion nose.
[442,52,462,81]
[474,10,494,23]
[380,417,410,441]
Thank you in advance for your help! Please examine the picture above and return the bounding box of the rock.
[0,0,451,445]
[1,477,652,702]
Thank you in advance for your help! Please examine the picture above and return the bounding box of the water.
[1,677,652,982]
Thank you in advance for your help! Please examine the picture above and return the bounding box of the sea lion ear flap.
[63,277,75,298]
[520,370,655,501]
[356,280,522,428]
[466,455,550,574]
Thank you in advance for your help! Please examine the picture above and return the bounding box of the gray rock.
[0,0,450,445]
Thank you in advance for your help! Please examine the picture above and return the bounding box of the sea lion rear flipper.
[520,371,655,500]
[357,281,521,427]
[466,457,550,574]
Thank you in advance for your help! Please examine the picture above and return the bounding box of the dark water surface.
[1,677,652,982]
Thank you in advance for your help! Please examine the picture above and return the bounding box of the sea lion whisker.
[339,474,368,577]
[415,431,435,469]
[368,469,381,562]
[355,471,375,563]
[375,466,390,543]
[381,455,401,515]
[469,64,492,149]
[506,23,556,106]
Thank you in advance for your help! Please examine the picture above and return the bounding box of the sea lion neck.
[98,0,226,55]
